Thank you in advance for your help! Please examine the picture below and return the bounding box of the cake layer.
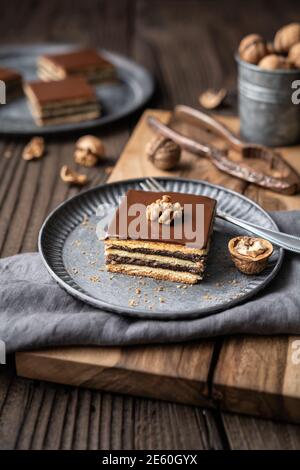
[106,264,202,284]
[24,77,97,105]
[38,65,115,83]
[105,248,205,274]
[29,102,100,119]
[34,110,100,126]
[105,239,208,261]
[37,49,115,83]
[0,67,23,102]
[24,77,100,126]
[0,67,22,84]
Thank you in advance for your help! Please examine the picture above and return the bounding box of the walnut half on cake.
[104,189,217,284]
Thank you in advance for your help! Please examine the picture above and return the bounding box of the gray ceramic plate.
[0,44,154,135]
[38,178,284,320]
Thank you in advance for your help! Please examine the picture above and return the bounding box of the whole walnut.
[146,135,181,170]
[239,34,268,64]
[274,23,300,53]
[288,42,300,68]
[74,135,105,167]
[258,54,293,70]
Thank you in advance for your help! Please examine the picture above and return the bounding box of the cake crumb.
[203,293,213,301]
[71,267,79,274]
[129,299,138,307]
[159,297,166,303]
[135,288,141,295]
[82,214,89,225]
[89,275,100,283]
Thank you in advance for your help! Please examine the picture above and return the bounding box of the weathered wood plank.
[222,411,300,450]
[211,117,300,424]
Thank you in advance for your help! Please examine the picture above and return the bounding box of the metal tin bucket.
[236,55,300,146]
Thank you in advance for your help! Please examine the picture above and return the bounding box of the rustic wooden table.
[1,0,300,450]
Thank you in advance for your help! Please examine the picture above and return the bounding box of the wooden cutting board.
[16,109,300,423]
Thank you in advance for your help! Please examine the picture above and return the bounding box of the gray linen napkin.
[1,211,300,353]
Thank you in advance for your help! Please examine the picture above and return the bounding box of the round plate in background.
[0,44,154,135]
[39,178,284,320]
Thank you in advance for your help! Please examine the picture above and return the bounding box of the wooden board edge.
[16,351,213,407]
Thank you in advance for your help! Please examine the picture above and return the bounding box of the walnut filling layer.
[34,103,100,118]
[106,254,205,274]
[105,239,207,262]
[38,65,115,82]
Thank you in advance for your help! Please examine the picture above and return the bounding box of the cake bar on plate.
[24,77,100,126]
[104,190,217,284]
[0,67,23,102]
[37,48,116,84]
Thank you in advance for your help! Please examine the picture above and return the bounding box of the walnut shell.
[74,135,105,167]
[60,165,88,186]
[146,135,181,170]
[239,34,268,64]
[258,54,293,70]
[22,137,45,161]
[288,42,300,68]
[199,88,227,109]
[228,236,273,275]
[274,22,300,53]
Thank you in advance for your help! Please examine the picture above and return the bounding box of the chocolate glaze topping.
[107,189,217,249]
[0,67,22,83]
[25,77,96,104]
[42,49,113,71]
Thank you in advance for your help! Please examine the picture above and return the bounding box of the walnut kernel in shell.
[228,236,273,275]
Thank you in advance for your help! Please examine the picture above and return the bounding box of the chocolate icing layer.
[24,77,96,104]
[41,49,113,71]
[0,67,22,83]
[107,189,216,249]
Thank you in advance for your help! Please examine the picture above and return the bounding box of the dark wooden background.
[1,0,300,450]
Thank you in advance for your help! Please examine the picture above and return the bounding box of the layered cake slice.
[24,77,100,126]
[37,48,115,83]
[104,190,217,284]
[0,67,23,102]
